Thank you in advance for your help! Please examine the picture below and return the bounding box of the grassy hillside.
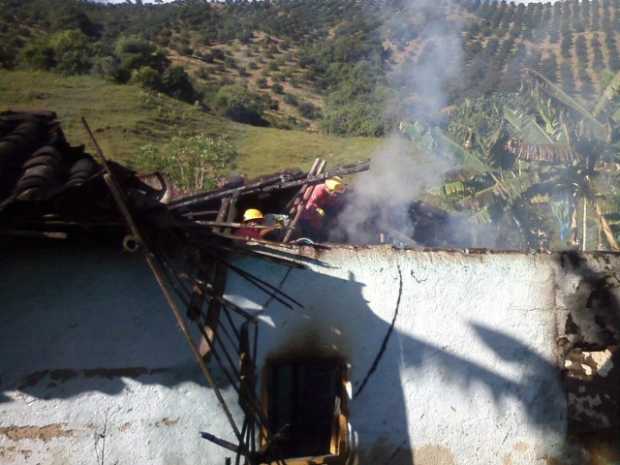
[0,70,381,176]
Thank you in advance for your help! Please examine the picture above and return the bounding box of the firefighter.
[299,176,346,240]
[235,208,280,241]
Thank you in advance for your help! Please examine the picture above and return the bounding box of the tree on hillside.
[161,66,196,103]
[560,62,576,94]
[114,35,168,82]
[49,29,92,75]
[20,39,56,70]
[542,51,558,82]
[561,32,573,60]
[214,85,267,126]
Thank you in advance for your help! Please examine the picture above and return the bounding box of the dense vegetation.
[5,0,620,135]
[3,0,620,250]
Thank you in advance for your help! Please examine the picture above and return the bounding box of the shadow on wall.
[1,241,569,464]
[0,240,211,404]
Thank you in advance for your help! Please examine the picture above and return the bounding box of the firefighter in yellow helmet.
[235,208,280,240]
[299,176,346,240]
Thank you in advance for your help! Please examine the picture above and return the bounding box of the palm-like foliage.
[504,68,620,250]
[401,70,620,251]
[401,116,544,249]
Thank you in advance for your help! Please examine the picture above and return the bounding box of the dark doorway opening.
[262,357,348,462]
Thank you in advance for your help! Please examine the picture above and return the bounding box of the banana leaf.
[525,68,609,142]
[592,71,620,118]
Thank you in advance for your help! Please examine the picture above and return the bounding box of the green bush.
[114,35,168,82]
[271,83,284,94]
[136,135,239,192]
[130,66,162,90]
[161,66,197,102]
[0,44,17,69]
[299,101,320,119]
[224,56,237,68]
[21,39,56,70]
[214,85,267,125]
[283,93,299,106]
[49,29,92,75]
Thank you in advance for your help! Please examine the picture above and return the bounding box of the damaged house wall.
[1,242,619,465]
[223,246,620,465]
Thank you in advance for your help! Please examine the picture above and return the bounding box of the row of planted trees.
[466,0,620,41]
[404,68,620,251]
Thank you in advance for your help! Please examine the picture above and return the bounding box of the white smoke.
[332,0,464,245]
[331,136,451,244]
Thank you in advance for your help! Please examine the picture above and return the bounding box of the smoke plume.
[332,0,464,245]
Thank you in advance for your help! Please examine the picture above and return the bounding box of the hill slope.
[0,70,381,176]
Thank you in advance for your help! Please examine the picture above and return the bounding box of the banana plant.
[507,69,620,250]
[400,119,542,248]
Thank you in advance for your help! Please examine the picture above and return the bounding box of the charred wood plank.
[283,159,326,243]
[169,160,369,211]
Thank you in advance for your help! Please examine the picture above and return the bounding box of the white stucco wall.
[0,243,242,465]
[3,242,611,465]
[224,246,567,465]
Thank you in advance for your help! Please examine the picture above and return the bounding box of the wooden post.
[198,260,228,362]
[285,158,320,211]
[582,196,587,252]
[81,118,249,459]
[594,201,620,251]
[282,159,326,243]
[213,198,230,235]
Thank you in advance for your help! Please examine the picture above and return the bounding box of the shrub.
[214,85,267,125]
[49,29,92,75]
[299,102,320,119]
[130,66,161,90]
[257,78,268,88]
[199,52,214,63]
[196,67,210,80]
[161,66,197,102]
[114,35,168,82]
[272,83,284,94]
[0,44,17,69]
[224,56,236,68]
[21,41,55,70]
[211,48,226,61]
[248,61,259,70]
[136,135,239,192]
[284,93,299,106]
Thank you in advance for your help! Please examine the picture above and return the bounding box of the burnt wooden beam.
[283,159,326,243]
[81,118,251,462]
[198,260,228,363]
[169,160,369,211]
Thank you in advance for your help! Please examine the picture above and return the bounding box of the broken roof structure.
[1,112,619,465]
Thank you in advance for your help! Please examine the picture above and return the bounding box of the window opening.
[261,357,349,463]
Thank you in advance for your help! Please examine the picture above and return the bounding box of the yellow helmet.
[325,176,345,193]
[243,208,264,222]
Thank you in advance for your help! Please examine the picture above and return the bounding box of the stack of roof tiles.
[0,111,99,209]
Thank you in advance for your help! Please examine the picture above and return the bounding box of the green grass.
[0,70,382,176]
